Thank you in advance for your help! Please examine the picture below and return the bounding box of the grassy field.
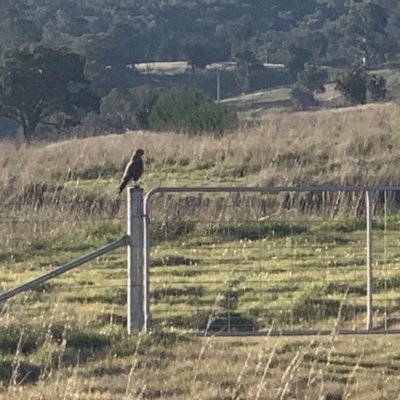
[2,102,400,398]
[132,62,400,122]
[3,101,400,194]
[221,67,399,121]
[0,205,390,398]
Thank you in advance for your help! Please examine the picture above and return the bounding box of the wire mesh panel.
[0,191,128,330]
[370,190,400,330]
[146,188,399,334]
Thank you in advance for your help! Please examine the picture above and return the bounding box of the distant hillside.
[2,0,400,139]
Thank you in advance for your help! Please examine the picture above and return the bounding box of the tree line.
[2,0,397,72]
[0,0,398,140]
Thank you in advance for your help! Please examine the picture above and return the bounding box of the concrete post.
[127,187,145,333]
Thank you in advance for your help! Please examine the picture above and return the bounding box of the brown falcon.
[118,149,144,194]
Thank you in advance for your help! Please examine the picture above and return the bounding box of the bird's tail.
[118,175,130,194]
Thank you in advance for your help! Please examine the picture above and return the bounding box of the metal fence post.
[143,209,150,332]
[366,190,373,330]
[127,187,145,334]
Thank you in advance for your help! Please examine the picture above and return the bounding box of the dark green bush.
[298,65,329,94]
[0,360,40,383]
[135,89,161,129]
[336,68,387,105]
[66,332,110,351]
[290,84,317,110]
[335,68,368,105]
[147,87,238,136]
[0,326,39,354]
[368,74,387,101]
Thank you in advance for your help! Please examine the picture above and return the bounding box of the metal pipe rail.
[197,329,400,337]
[0,236,128,303]
[144,184,400,211]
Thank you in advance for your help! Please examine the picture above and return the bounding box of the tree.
[181,38,216,71]
[227,15,254,61]
[42,9,90,47]
[135,89,161,129]
[0,45,100,142]
[298,65,329,93]
[235,58,250,93]
[368,74,387,101]
[290,64,328,109]
[228,15,256,93]
[336,68,387,105]
[148,87,238,136]
[286,45,312,79]
[100,89,138,131]
[290,84,317,110]
[70,22,145,95]
[0,18,41,50]
[341,3,389,67]
[0,0,26,20]
[335,68,368,105]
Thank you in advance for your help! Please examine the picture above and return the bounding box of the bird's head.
[135,149,145,157]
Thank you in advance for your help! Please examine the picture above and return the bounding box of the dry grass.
[2,332,400,399]
[1,101,399,201]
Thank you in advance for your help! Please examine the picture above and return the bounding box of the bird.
[118,149,144,194]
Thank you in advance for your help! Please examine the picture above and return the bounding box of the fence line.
[2,185,400,336]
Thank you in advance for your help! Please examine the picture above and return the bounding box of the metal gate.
[3,185,400,336]
[144,186,400,335]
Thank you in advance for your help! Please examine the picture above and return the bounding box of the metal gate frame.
[143,185,400,336]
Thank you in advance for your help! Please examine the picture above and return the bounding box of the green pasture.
[1,213,400,334]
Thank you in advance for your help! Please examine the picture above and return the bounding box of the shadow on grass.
[0,360,40,384]
[0,324,111,354]
[150,218,372,246]
[151,256,200,267]
[198,312,258,332]
[152,308,257,332]
[68,289,126,305]
[292,296,365,324]
[152,286,204,302]
[249,295,366,329]
[66,164,120,181]
[0,323,194,386]
[168,269,203,277]
[96,312,127,327]
[0,327,39,355]
[67,332,110,351]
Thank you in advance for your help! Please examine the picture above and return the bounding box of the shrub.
[298,65,329,94]
[290,63,328,110]
[368,74,387,101]
[147,87,238,136]
[135,89,161,129]
[335,68,368,105]
[290,84,317,110]
[336,68,387,105]
[286,45,312,79]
